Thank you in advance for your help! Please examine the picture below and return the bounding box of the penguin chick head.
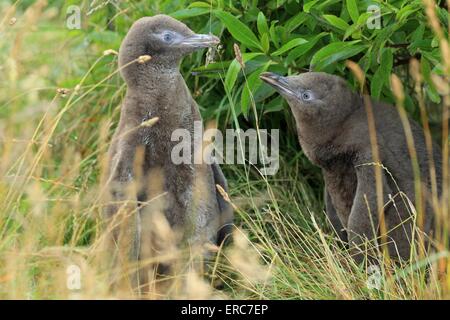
[260,72,361,124]
[119,15,219,82]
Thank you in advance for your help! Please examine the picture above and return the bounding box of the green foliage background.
[7,0,447,162]
[6,0,446,185]
[5,0,446,138]
[85,0,446,120]
[0,0,448,299]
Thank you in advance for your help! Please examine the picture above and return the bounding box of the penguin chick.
[261,71,442,263]
[105,15,233,286]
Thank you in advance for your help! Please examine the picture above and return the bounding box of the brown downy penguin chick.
[260,71,442,263]
[105,15,233,289]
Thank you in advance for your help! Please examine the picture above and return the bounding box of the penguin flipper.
[211,162,234,245]
[348,161,411,263]
[324,187,347,242]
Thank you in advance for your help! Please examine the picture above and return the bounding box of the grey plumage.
[105,15,233,288]
[261,71,442,263]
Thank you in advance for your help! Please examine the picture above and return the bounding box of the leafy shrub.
[180,0,447,125]
[54,1,448,131]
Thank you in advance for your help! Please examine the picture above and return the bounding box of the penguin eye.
[301,91,313,101]
[163,32,174,43]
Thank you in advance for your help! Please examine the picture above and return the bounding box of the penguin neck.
[127,62,181,92]
[294,113,351,167]
[125,63,194,121]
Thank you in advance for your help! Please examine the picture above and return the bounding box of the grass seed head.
[56,88,70,97]
[391,74,405,102]
[137,55,152,64]
[409,59,422,83]
[233,43,245,69]
[103,49,118,56]
[141,117,159,127]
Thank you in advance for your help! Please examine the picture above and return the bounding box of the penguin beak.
[260,72,296,97]
[180,33,220,48]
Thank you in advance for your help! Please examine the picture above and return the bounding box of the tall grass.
[0,0,448,299]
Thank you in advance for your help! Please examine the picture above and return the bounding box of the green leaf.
[343,24,359,40]
[346,0,359,23]
[397,4,420,22]
[188,1,211,8]
[261,33,270,53]
[421,58,441,103]
[272,38,308,56]
[286,12,308,32]
[224,53,263,92]
[241,62,271,116]
[323,14,350,31]
[270,0,287,8]
[343,12,374,40]
[242,52,264,62]
[269,21,280,48]
[192,61,231,73]
[215,10,263,51]
[257,11,269,37]
[263,96,285,114]
[357,12,372,25]
[225,60,241,93]
[304,0,320,13]
[310,41,366,70]
[370,48,393,99]
[411,24,425,43]
[310,41,355,64]
[170,7,210,19]
[286,32,327,64]
[317,0,343,11]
